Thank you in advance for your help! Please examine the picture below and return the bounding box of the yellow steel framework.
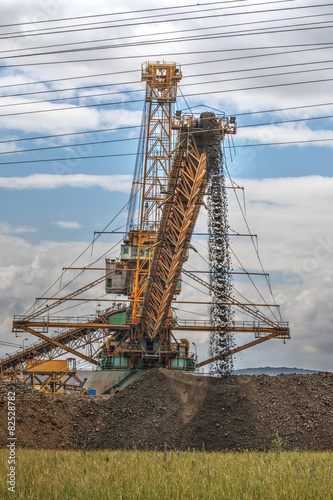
[24,358,80,393]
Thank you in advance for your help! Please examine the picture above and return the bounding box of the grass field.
[0,448,332,499]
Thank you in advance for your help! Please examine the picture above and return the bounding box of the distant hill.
[233,367,320,376]
[76,367,326,380]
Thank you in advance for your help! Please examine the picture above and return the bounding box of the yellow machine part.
[25,360,68,373]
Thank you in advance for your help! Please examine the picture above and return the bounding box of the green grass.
[0,448,332,499]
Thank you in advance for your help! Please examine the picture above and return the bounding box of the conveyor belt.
[140,125,208,340]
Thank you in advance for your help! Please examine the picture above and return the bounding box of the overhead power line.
[0,42,331,91]
[0,340,24,348]
[0,1,257,28]
[0,139,332,166]
[0,1,307,39]
[2,12,333,60]
[237,102,333,116]
[235,138,333,148]
[1,38,333,70]
[1,76,333,118]
[1,22,333,66]
[1,11,330,58]
[2,63,333,109]
[0,69,139,90]
[0,114,332,156]
[0,102,331,146]
[240,115,333,127]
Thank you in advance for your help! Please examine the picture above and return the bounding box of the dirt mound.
[0,379,38,397]
[0,369,332,451]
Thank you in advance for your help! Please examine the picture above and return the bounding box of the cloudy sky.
[0,0,332,371]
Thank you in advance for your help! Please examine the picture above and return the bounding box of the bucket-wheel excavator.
[0,62,289,392]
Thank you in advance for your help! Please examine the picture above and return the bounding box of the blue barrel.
[87,389,96,396]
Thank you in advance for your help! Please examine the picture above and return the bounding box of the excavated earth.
[0,369,332,451]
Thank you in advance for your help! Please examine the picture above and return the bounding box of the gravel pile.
[0,380,38,398]
[0,369,332,451]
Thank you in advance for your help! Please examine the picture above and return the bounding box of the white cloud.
[238,124,333,147]
[0,140,18,154]
[0,98,142,135]
[0,174,132,192]
[0,221,37,234]
[228,175,333,273]
[54,220,82,229]
[0,233,122,354]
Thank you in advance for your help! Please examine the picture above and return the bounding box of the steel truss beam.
[1,308,127,379]
[197,331,285,368]
[18,268,120,322]
[182,269,288,331]
[131,63,181,325]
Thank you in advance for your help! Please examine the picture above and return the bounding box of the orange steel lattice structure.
[131,62,182,326]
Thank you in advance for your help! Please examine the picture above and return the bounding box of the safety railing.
[174,318,289,330]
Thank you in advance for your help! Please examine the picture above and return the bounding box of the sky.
[0,0,332,371]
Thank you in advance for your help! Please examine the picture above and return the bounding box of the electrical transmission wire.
[0,1,259,28]
[2,22,333,68]
[0,1,309,40]
[187,239,276,323]
[3,55,333,101]
[1,137,333,167]
[23,158,146,317]
[0,340,24,348]
[2,12,333,61]
[1,42,332,94]
[1,73,333,120]
[1,114,332,157]
[1,11,331,59]
[224,162,282,321]
[0,102,332,148]
[3,63,333,111]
